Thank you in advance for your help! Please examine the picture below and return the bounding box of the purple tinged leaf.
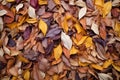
[23,26,32,40]
[46,27,61,38]
[75,72,80,80]
[46,42,54,55]
[8,37,16,47]
[16,0,21,4]
[30,0,38,9]
[86,0,94,10]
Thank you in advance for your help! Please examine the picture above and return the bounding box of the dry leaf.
[38,0,48,5]
[61,32,72,50]
[0,9,7,16]
[16,3,23,12]
[6,0,15,2]
[74,23,84,34]
[102,1,112,17]
[114,21,120,37]
[28,6,36,18]
[0,48,4,57]
[112,63,120,72]
[0,17,3,31]
[70,46,78,55]
[91,22,99,35]
[52,74,59,80]
[24,70,30,80]
[95,0,104,7]
[78,7,87,19]
[103,59,113,68]
[98,73,113,80]
[39,19,48,36]
[91,64,103,70]
[53,0,60,5]
[75,0,86,7]
[84,37,93,48]
[26,18,37,23]
[54,44,62,60]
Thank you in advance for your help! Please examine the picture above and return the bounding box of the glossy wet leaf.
[39,19,48,36]
[54,44,62,60]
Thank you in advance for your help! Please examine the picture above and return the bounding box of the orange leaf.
[63,47,70,59]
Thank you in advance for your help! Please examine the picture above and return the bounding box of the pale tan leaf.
[78,7,87,19]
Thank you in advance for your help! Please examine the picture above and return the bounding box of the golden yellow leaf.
[95,0,104,7]
[7,22,17,29]
[52,74,59,80]
[91,64,103,70]
[38,0,48,5]
[54,44,62,60]
[114,21,120,37]
[74,23,83,33]
[24,70,30,80]
[73,36,88,46]
[103,59,113,68]
[6,0,15,2]
[39,19,48,36]
[79,61,89,67]
[102,1,112,17]
[112,63,120,72]
[62,18,68,33]
[70,46,78,55]
[84,37,93,48]
[26,18,37,23]
[11,76,17,80]
[53,0,60,5]
[18,55,29,63]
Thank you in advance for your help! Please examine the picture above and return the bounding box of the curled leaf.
[16,3,23,12]
[61,32,72,50]
[39,19,48,36]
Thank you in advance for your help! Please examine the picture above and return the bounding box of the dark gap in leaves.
[7,36,16,47]
[66,70,71,78]
[107,44,116,53]
[75,71,81,80]
[87,29,96,37]
[0,61,6,70]
[45,42,54,55]
[23,26,32,40]
[68,30,76,36]
[93,38,106,47]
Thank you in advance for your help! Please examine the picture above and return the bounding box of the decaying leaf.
[54,44,62,60]
[61,32,72,50]
[78,7,87,19]
[39,19,48,36]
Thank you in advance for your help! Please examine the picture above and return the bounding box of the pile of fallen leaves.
[0,0,120,80]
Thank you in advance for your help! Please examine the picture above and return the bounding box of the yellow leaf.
[54,44,62,60]
[102,1,112,17]
[95,0,104,7]
[7,22,17,29]
[79,61,89,67]
[17,16,26,26]
[6,0,15,2]
[62,18,68,33]
[26,18,37,23]
[91,64,103,70]
[73,36,88,46]
[70,46,78,55]
[52,74,59,80]
[39,19,48,36]
[53,0,60,5]
[103,59,113,68]
[24,70,30,80]
[84,37,93,48]
[74,23,83,33]
[11,76,17,80]
[18,55,29,63]
[38,0,48,5]
[112,63,120,72]
[114,21,120,37]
